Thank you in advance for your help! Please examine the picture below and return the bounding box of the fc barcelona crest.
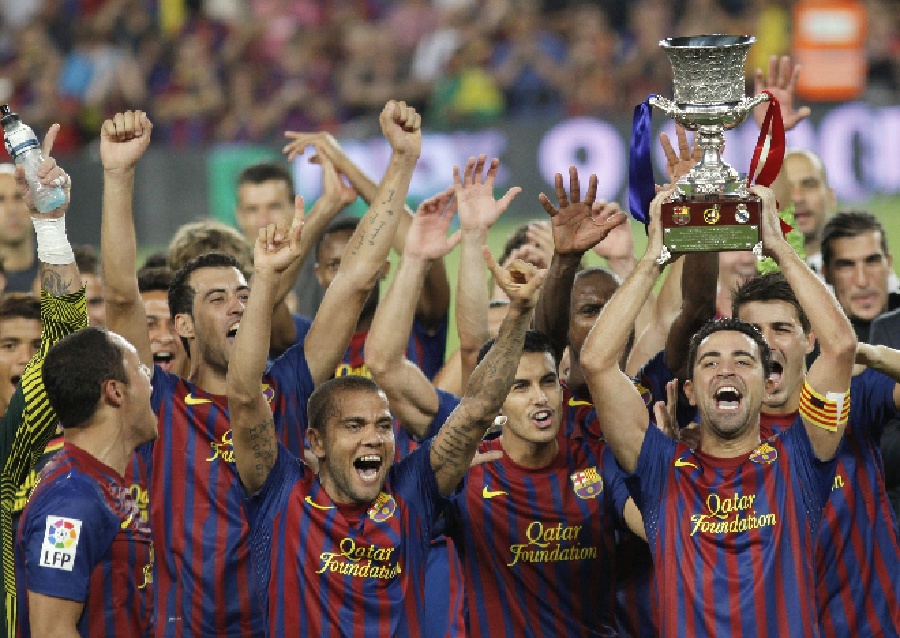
[672,206,691,225]
[635,380,652,407]
[261,383,276,404]
[570,467,603,499]
[368,492,397,522]
[749,442,778,465]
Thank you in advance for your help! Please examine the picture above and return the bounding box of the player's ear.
[103,378,125,407]
[174,313,195,340]
[308,426,326,460]
[682,379,697,406]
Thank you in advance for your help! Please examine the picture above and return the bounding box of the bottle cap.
[0,104,19,129]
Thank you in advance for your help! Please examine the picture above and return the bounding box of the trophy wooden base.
[661,195,761,253]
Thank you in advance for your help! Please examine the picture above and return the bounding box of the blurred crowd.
[0,0,898,153]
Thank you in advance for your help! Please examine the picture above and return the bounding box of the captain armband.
[799,380,850,432]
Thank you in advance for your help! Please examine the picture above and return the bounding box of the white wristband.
[32,217,75,265]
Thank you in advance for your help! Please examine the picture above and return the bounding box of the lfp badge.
[570,467,604,499]
[368,492,397,522]
[749,442,778,465]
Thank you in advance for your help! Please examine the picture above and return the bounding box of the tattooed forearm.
[368,220,387,245]
[39,264,79,296]
[243,417,277,489]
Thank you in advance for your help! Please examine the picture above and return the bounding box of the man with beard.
[227,207,545,636]
[582,185,856,636]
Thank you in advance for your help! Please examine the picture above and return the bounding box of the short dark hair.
[316,217,360,262]
[238,163,295,198]
[42,327,129,429]
[821,210,890,270]
[137,266,175,294]
[0,293,41,323]
[141,252,169,269]
[731,272,810,333]
[685,318,772,381]
[307,376,383,432]
[73,244,101,276]
[168,252,242,355]
[476,329,557,366]
[498,223,532,266]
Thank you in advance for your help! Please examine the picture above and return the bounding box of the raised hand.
[253,195,304,275]
[592,217,635,263]
[539,166,627,257]
[750,184,783,255]
[405,188,461,261]
[282,130,342,163]
[15,123,70,219]
[380,100,422,157]
[316,145,358,209]
[483,246,547,312]
[454,154,521,230]
[645,186,675,264]
[659,124,701,185]
[653,378,680,440]
[753,55,811,131]
[100,110,153,173]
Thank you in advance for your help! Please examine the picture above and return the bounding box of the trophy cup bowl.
[649,35,770,257]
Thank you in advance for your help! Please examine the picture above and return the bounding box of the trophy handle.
[649,95,679,119]
[730,93,770,124]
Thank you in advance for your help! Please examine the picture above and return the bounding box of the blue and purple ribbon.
[628,95,657,227]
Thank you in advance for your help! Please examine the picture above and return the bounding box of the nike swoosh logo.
[675,458,699,470]
[568,398,592,407]
[305,496,335,510]
[185,394,212,405]
[121,513,134,529]
[482,486,508,499]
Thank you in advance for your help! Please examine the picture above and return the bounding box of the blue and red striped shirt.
[128,342,314,637]
[634,421,836,637]
[246,440,444,637]
[762,368,900,637]
[17,443,153,637]
[443,436,630,637]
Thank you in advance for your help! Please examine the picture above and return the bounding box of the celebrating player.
[582,185,856,636]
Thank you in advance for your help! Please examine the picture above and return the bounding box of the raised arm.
[430,250,546,495]
[753,185,856,459]
[365,189,459,436]
[534,167,627,363]
[455,155,520,386]
[228,202,304,493]
[581,190,672,473]
[856,343,900,409]
[302,101,422,386]
[99,110,154,367]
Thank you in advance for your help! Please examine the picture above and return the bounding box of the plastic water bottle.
[0,105,65,213]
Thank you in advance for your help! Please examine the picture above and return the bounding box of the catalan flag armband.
[799,380,850,432]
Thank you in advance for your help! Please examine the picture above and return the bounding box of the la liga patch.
[39,516,82,571]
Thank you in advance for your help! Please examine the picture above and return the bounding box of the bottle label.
[3,126,39,159]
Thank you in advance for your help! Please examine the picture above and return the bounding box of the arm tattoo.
[39,266,76,297]
[246,417,277,486]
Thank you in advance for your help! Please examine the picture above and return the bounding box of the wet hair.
[168,252,242,356]
[0,293,41,323]
[137,266,175,295]
[238,163,294,197]
[476,329,557,366]
[685,318,772,381]
[307,375,383,432]
[731,272,810,333]
[315,217,360,263]
[42,327,129,429]
[821,210,890,271]
[167,220,253,276]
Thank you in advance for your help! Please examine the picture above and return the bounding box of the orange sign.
[793,0,867,100]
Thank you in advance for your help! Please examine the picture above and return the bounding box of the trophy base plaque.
[661,195,761,255]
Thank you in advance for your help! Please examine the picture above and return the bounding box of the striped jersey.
[127,341,314,637]
[16,443,153,637]
[762,368,900,638]
[324,316,448,381]
[633,350,698,429]
[246,440,444,637]
[635,422,836,637]
[443,436,630,637]
[0,288,87,638]
[11,424,64,532]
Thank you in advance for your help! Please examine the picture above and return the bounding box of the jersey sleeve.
[388,439,446,537]
[244,442,305,528]
[291,314,313,347]
[411,316,448,381]
[848,368,898,442]
[420,390,460,441]
[19,485,116,603]
[599,443,633,523]
[780,418,838,534]
[632,424,678,540]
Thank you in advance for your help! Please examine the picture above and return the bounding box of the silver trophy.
[649,35,772,260]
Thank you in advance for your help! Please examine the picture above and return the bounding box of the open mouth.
[153,351,173,370]
[768,361,783,386]
[714,386,742,411]
[10,375,20,389]
[530,409,553,429]
[353,454,383,483]
[227,322,240,339]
